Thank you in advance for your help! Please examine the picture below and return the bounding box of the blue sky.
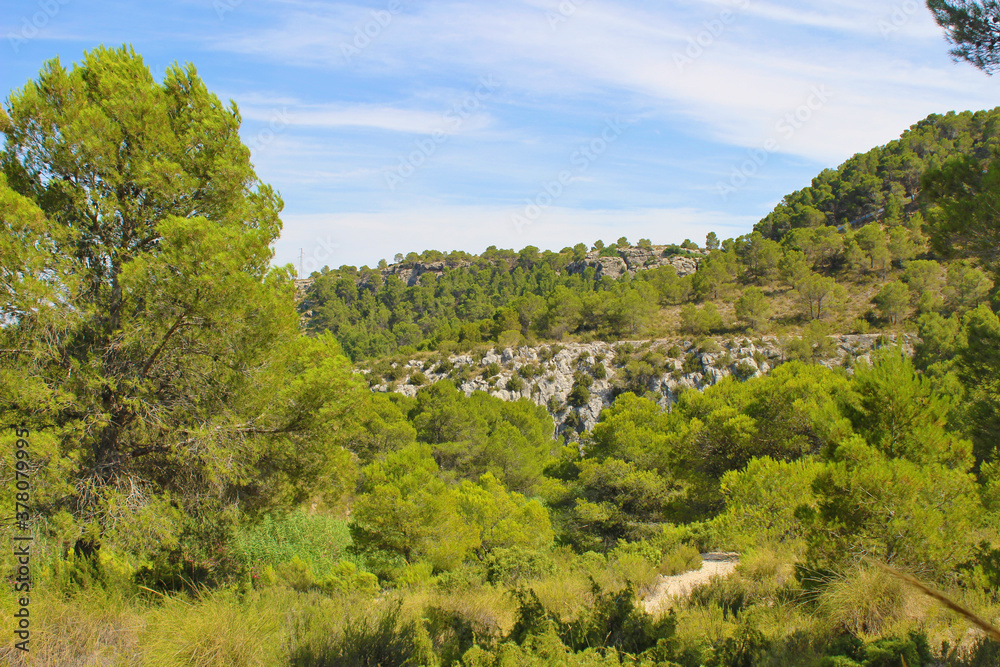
[2,0,999,272]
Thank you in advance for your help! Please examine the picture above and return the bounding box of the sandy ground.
[642,552,740,615]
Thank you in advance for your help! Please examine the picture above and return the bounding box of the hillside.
[755,107,1000,238]
[296,110,997,392]
[362,333,917,434]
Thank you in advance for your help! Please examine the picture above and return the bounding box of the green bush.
[518,363,542,378]
[270,556,378,596]
[732,360,757,381]
[567,385,591,409]
[232,511,354,585]
[699,338,722,354]
[682,352,703,374]
[658,544,703,576]
[483,547,554,584]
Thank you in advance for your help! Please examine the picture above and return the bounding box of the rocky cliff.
[566,247,704,280]
[364,333,917,435]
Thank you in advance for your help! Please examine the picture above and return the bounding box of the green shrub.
[658,544,703,576]
[567,384,591,408]
[434,565,486,592]
[539,345,564,362]
[614,343,637,367]
[484,547,554,584]
[517,363,542,379]
[506,375,526,392]
[704,619,770,667]
[233,511,354,585]
[682,352,703,374]
[850,318,871,334]
[699,338,722,354]
[501,584,679,661]
[688,575,750,621]
[732,360,757,381]
[271,556,378,596]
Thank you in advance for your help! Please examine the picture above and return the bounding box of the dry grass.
[873,561,1000,643]
[139,588,289,667]
[817,565,917,637]
[402,583,517,639]
[0,588,142,667]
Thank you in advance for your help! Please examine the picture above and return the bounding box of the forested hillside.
[754,108,1000,238]
[299,109,1000,365]
[3,47,1000,667]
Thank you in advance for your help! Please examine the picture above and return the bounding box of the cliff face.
[378,260,470,287]
[566,248,704,280]
[365,333,917,435]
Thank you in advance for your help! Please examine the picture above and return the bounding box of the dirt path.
[643,552,740,615]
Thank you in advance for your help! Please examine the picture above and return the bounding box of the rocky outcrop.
[380,260,470,287]
[567,248,704,280]
[364,333,917,436]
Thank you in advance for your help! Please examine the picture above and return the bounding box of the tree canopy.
[0,45,362,555]
[928,0,1000,73]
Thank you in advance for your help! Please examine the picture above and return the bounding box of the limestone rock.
[363,333,918,437]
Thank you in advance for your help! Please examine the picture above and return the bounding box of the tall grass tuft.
[817,565,910,637]
[0,587,141,666]
[289,600,432,667]
[140,588,287,667]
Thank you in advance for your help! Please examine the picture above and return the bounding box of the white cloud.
[214,0,1000,167]
[242,102,471,133]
